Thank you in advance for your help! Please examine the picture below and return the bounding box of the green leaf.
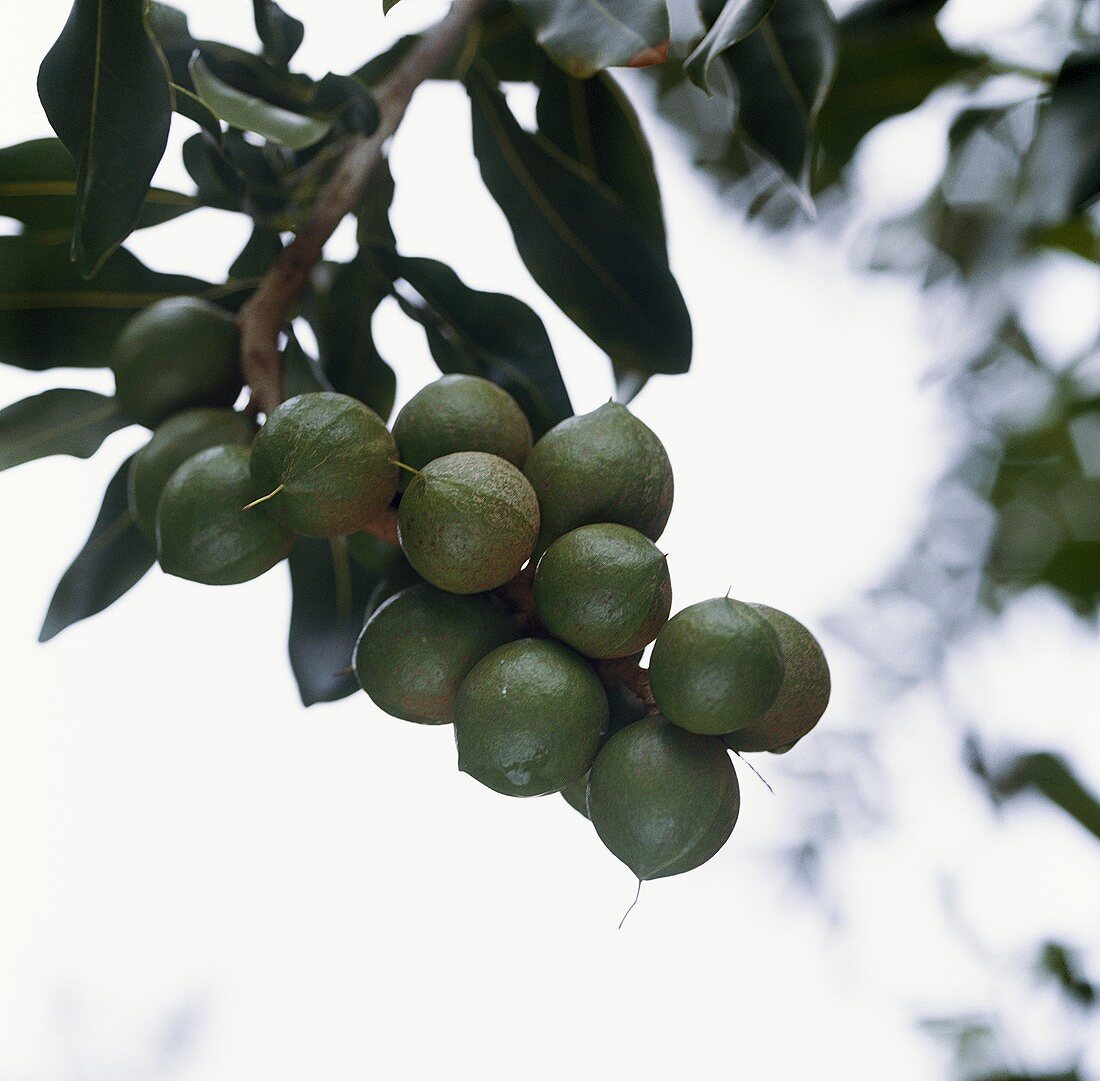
[815,0,981,189]
[1037,218,1100,263]
[467,70,691,394]
[230,225,284,279]
[288,536,383,706]
[282,329,334,398]
[0,234,211,370]
[1022,51,1100,226]
[374,249,572,437]
[189,54,332,150]
[535,68,666,252]
[0,389,129,471]
[37,0,172,277]
[39,452,156,642]
[0,138,197,244]
[252,0,304,68]
[995,752,1100,842]
[722,0,838,197]
[685,0,776,92]
[182,129,290,218]
[308,262,397,421]
[383,0,403,12]
[510,0,670,77]
[151,4,315,110]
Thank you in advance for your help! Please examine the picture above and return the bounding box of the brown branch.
[235,0,489,416]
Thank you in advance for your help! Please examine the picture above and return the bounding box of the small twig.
[235,0,489,415]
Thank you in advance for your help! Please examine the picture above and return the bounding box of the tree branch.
[235,0,488,417]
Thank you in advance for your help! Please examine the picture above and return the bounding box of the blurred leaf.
[288,536,382,705]
[182,132,248,213]
[1038,218,1100,262]
[815,0,981,188]
[252,0,304,68]
[39,453,156,642]
[0,389,129,471]
[37,0,172,276]
[230,224,284,279]
[308,261,397,421]
[722,0,839,198]
[1038,942,1097,1007]
[685,0,775,92]
[535,67,666,251]
[355,159,397,250]
[0,139,196,243]
[353,35,419,87]
[467,70,691,394]
[994,752,1100,841]
[374,248,572,437]
[0,235,211,370]
[477,7,548,81]
[312,73,380,135]
[182,129,290,217]
[511,0,670,77]
[190,55,332,151]
[1022,50,1100,225]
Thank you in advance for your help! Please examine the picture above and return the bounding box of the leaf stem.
[242,483,284,510]
[235,0,490,416]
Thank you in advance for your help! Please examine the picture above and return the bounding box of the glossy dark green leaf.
[148,1,198,86]
[467,70,691,393]
[722,0,838,197]
[995,752,1100,842]
[190,55,332,151]
[37,0,172,277]
[39,452,156,642]
[1021,51,1100,225]
[308,262,397,421]
[282,329,335,398]
[375,248,572,437]
[511,0,670,77]
[288,536,383,706]
[252,0,305,68]
[200,41,317,110]
[0,389,129,471]
[535,68,666,251]
[0,138,197,243]
[0,235,211,370]
[815,0,981,189]
[685,0,776,92]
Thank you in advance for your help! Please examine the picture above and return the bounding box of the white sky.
[1,2,1099,1079]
